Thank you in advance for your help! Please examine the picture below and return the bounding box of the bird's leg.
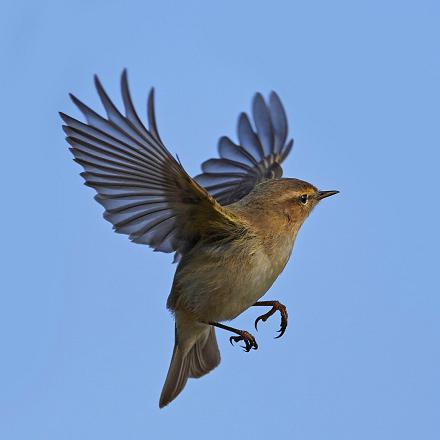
[253,300,288,338]
[207,322,258,352]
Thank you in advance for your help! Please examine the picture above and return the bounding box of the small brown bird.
[60,70,338,408]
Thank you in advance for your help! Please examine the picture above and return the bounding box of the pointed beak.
[317,190,339,200]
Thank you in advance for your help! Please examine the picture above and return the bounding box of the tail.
[159,326,220,408]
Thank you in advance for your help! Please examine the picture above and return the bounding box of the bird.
[60,70,339,408]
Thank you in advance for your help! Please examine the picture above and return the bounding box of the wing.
[60,70,238,256]
[194,92,293,205]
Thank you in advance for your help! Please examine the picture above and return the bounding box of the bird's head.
[237,178,339,229]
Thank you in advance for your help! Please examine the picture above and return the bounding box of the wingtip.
[120,68,129,86]
[218,135,230,143]
[253,91,265,102]
[148,87,156,102]
[69,93,91,115]
[238,111,248,123]
[59,112,77,125]
[147,87,156,117]
[68,93,83,108]
[252,92,268,113]
[269,90,280,101]
[94,74,104,92]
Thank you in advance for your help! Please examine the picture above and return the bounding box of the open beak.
[317,190,339,200]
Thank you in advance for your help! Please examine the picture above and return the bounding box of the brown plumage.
[60,70,338,408]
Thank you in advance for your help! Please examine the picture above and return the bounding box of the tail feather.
[188,326,220,378]
[159,327,220,408]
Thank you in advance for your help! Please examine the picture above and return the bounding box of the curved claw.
[274,324,287,339]
[229,332,258,352]
[254,301,288,339]
[254,310,275,331]
[242,344,251,352]
[254,315,263,331]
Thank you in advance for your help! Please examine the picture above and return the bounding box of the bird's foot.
[254,300,288,338]
[229,330,258,352]
[207,321,259,353]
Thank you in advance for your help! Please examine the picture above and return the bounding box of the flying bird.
[60,70,338,408]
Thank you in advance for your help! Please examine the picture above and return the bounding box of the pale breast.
[240,235,294,304]
[170,233,295,322]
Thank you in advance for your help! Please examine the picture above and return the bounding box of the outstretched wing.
[61,70,237,256]
[194,92,293,205]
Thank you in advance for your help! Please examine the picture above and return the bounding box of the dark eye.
[300,194,308,204]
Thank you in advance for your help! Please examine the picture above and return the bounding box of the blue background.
[1,1,439,438]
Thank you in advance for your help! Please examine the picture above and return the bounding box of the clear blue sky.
[1,0,439,438]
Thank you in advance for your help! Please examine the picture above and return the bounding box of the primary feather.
[60,70,236,257]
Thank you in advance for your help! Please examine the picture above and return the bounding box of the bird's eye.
[300,194,308,204]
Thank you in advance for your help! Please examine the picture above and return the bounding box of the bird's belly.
[192,248,291,322]
[215,271,276,321]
